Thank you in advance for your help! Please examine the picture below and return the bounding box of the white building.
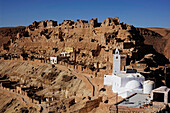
[50,56,57,64]
[151,86,170,104]
[104,48,145,98]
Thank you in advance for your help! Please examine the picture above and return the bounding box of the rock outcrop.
[0,17,169,112]
[137,27,170,61]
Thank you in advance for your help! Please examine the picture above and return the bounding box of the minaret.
[113,48,121,74]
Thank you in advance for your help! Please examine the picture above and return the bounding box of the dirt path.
[56,64,95,97]
[72,70,95,96]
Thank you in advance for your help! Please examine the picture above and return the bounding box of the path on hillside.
[71,69,95,96]
[56,64,95,96]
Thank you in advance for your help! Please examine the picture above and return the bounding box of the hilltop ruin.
[0,17,170,112]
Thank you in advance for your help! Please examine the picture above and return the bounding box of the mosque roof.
[116,73,144,78]
[125,80,142,89]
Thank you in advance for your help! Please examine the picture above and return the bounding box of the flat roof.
[104,72,145,78]
[116,73,144,78]
[118,93,150,108]
[152,86,170,93]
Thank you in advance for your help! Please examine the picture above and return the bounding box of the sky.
[0,0,170,28]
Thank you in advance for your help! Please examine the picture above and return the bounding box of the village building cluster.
[0,16,170,112]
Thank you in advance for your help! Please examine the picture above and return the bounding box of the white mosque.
[104,48,145,98]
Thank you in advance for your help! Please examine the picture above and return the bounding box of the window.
[153,93,164,102]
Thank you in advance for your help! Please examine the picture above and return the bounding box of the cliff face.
[137,27,170,61]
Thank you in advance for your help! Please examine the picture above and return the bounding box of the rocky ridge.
[0,17,169,112]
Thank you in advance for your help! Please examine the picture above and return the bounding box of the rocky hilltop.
[1,17,169,72]
[0,17,169,113]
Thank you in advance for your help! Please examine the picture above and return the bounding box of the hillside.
[137,27,170,61]
[0,17,169,112]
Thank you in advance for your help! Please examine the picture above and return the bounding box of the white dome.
[125,80,142,89]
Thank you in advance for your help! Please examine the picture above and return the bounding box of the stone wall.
[0,83,41,111]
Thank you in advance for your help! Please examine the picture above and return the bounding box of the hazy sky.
[0,0,170,28]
